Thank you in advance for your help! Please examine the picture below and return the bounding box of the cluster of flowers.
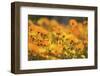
[28,17,88,60]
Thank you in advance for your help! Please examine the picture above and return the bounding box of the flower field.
[28,15,88,60]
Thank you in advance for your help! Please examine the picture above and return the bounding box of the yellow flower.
[37,17,50,26]
[81,55,86,58]
[71,50,76,54]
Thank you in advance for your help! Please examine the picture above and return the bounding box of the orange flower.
[71,26,80,37]
[69,19,78,27]
[28,43,40,54]
[68,19,80,37]
[39,40,49,46]
[55,44,63,51]
[28,20,48,35]
[28,43,48,56]
[75,42,84,51]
